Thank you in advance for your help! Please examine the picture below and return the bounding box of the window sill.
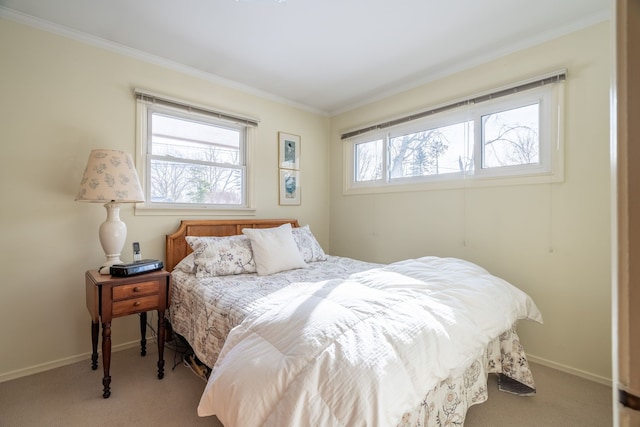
[134,205,256,216]
[343,171,564,196]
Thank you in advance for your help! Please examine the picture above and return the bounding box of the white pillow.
[292,225,327,262]
[242,223,307,275]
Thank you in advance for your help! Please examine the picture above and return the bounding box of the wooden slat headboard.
[165,219,300,271]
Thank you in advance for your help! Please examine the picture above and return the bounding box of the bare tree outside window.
[389,122,473,179]
[352,106,539,186]
[149,113,244,205]
[482,104,539,168]
[150,160,191,202]
[389,130,447,178]
[355,139,383,182]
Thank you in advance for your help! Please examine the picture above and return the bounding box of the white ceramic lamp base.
[98,202,127,275]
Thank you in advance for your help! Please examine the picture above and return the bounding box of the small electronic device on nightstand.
[133,242,141,261]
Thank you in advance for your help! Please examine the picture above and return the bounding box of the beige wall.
[329,22,612,382]
[0,17,330,380]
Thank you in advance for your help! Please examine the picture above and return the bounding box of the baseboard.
[527,353,612,387]
[0,340,141,384]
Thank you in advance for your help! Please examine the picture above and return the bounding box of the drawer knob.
[133,287,141,292]
[133,301,141,307]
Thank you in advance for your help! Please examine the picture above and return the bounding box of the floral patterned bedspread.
[169,256,536,426]
[396,324,535,427]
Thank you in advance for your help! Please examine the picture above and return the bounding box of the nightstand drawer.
[112,280,159,300]
[112,295,160,316]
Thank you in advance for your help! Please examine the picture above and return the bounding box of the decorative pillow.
[292,225,327,262]
[242,223,307,276]
[185,235,256,278]
[174,252,196,274]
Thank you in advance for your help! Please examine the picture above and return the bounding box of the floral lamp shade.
[75,149,144,203]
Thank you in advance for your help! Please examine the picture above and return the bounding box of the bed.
[166,218,543,427]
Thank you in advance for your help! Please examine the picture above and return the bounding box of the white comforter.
[197,256,543,426]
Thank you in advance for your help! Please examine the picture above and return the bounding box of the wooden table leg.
[157,310,165,379]
[139,312,147,356]
[101,321,112,399]
[91,321,99,370]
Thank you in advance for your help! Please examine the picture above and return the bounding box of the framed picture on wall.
[279,169,301,205]
[278,132,300,170]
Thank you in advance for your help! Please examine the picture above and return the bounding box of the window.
[344,73,564,194]
[482,103,539,169]
[135,91,257,211]
[387,120,473,180]
[355,138,383,182]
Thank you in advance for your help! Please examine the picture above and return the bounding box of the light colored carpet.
[0,345,612,426]
[465,366,612,427]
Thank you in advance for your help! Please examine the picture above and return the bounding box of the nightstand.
[85,269,171,398]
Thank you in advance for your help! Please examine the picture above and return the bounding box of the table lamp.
[76,149,145,274]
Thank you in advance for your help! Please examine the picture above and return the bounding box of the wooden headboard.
[165,219,300,271]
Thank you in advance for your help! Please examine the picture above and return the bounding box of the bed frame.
[165,218,300,271]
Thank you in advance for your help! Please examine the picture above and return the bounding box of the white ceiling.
[0,0,610,115]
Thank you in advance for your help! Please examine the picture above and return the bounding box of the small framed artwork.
[278,132,300,170]
[279,169,301,205]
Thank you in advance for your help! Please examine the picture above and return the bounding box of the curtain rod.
[341,71,566,140]
[134,89,259,128]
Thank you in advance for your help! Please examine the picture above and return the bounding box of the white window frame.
[473,87,554,179]
[134,92,256,215]
[343,79,564,195]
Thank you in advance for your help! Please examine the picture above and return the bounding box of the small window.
[355,139,383,182]
[135,91,257,211]
[481,103,540,169]
[344,78,563,194]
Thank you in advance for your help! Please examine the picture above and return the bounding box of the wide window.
[343,73,564,194]
[135,90,258,211]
